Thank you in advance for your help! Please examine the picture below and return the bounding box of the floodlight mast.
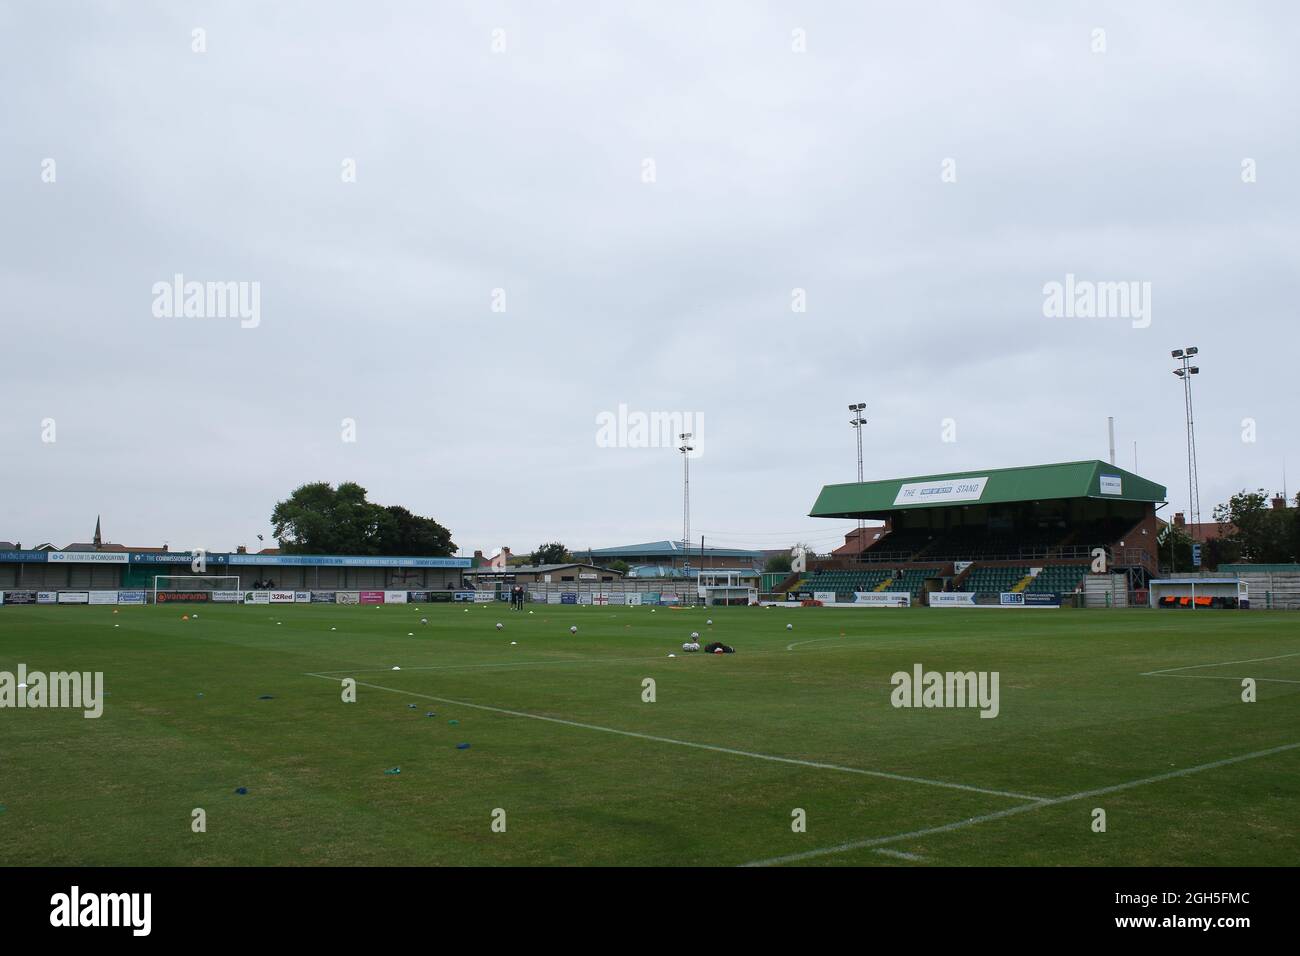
[679,433,694,563]
[849,403,867,547]
[1171,347,1203,540]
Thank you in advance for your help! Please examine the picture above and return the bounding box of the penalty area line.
[1143,673,1300,685]
[1142,651,1300,675]
[303,673,1047,802]
[740,740,1300,867]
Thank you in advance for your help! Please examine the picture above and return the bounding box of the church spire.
[93,515,102,549]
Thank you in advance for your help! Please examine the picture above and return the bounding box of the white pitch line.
[303,673,1047,802]
[786,638,845,651]
[741,740,1300,867]
[310,655,669,676]
[873,848,924,862]
[1144,673,1300,685]
[1142,651,1300,676]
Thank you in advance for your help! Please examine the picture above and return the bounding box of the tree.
[764,553,792,573]
[1214,490,1296,564]
[606,559,630,575]
[1158,523,1195,573]
[375,505,455,557]
[530,542,570,565]
[271,482,455,556]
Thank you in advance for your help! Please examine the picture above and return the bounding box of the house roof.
[811,461,1166,519]
[464,563,621,575]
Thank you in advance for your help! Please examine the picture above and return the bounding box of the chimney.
[1272,496,1287,510]
[1173,512,1186,528]
[237,545,247,554]
[502,547,512,561]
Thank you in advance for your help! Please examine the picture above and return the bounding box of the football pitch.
[1,603,1296,867]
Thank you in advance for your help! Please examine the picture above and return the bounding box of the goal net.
[152,575,242,604]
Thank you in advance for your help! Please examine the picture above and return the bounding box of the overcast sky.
[2,1,1297,557]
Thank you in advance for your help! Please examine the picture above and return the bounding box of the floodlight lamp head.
[1171,349,1183,358]
[1186,347,1198,356]
[1173,369,1185,377]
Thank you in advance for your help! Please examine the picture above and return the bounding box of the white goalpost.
[152,575,242,605]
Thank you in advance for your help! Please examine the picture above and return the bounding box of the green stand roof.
[810,460,1166,519]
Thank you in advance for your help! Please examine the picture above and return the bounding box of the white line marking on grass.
[741,740,1300,867]
[786,638,847,651]
[303,673,1047,802]
[1142,651,1300,675]
[873,848,924,862]
[311,656,669,676]
[1144,673,1300,685]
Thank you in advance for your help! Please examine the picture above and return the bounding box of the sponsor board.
[269,591,295,604]
[560,592,577,605]
[227,554,470,568]
[546,592,562,604]
[56,591,91,604]
[625,593,642,606]
[359,591,385,605]
[894,476,988,507]
[1000,592,1026,606]
[336,591,361,605]
[38,592,58,604]
[0,551,49,563]
[47,552,130,564]
[384,591,407,604]
[929,592,977,607]
[426,591,452,603]
[3,590,37,604]
[310,591,337,604]
[1099,474,1123,496]
[643,592,661,605]
[129,551,228,565]
[212,591,241,603]
[0,591,3,605]
[158,591,212,603]
[453,591,476,602]
[118,590,147,605]
[813,591,837,604]
[472,591,494,603]
[578,593,593,605]
[1023,592,1061,607]
[853,591,912,607]
[294,591,311,603]
[407,591,431,603]
[88,591,119,605]
[245,591,271,605]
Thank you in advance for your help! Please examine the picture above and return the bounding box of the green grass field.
[0,602,1296,866]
